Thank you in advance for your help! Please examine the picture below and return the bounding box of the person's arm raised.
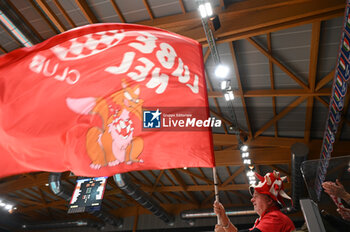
[213,201,238,232]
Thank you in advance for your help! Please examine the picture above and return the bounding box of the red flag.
[0,23,214,178]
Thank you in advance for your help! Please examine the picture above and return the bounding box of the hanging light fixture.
[241,152,249,158]
[240,144,248,152]
[243,159,251,164]
[215,64,229,78]
[198,1,213,18]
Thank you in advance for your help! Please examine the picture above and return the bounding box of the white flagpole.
[212,167,220,225]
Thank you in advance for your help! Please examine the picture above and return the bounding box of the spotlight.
[240,144,248,152]
[198,2,213,18]
[241,152,249,158]
[228,91,234,100]
[224,91,234,101]
[249,180,256,185]
[243,159,251,164]
[215,64,229,78]
[247,170,254,177]
[5,204,12,210]
[221,80,230,90]
[204,3,213,16]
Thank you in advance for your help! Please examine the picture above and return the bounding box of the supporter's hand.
[215,224,225,232]
[337,207,350,221]
[213,201,229,228]
[214,201,226,217]
[322,179,347,199]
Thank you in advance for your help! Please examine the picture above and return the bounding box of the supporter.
[214,171,295,232]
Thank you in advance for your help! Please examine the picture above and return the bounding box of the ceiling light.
[224,92,230,101]
[243,159,251,164]
[221,80,230,90]
[249,180,256,185]
[215,64,229,78]
[5,204,12,210]
[228,91,234,100]
[224,90,234,101]
[247,170,254,177]
[198,4,207,18]
[198,2,213,18]
[204,3,213,17]
[242,152,249,158]
[240,144,248,152]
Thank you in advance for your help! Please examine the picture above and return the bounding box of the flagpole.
[212,167,220,225]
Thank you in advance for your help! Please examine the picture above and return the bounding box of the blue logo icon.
[143,109,161,128]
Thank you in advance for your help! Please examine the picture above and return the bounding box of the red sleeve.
[255,212,295,232]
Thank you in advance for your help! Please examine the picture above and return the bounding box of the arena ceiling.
[0,0,349,231]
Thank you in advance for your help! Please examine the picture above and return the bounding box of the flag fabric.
[0,23,214,178]
[340,57,346,70]
[334,88,341,102]
[344,37,350,52]
[336,74,343,88]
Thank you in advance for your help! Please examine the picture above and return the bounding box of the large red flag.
[0,23,215,178]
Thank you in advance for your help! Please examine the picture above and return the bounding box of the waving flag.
[0,23,214,178]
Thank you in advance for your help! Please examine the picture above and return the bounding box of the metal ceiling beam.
[137,0,345,43]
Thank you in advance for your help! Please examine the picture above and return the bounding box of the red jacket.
[250,206,295,232]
